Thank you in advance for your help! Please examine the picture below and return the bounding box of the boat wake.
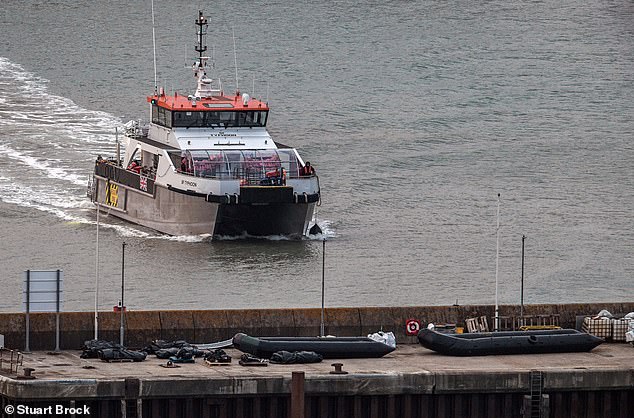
[0,56,334,242]
[307,218,336,240]
[149,234,213,243]
[0,143,87,187]
[0,57,144,235]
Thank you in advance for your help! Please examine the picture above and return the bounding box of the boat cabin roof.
[147,92,269,112]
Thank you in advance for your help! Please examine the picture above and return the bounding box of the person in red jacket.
[299,161,315,176]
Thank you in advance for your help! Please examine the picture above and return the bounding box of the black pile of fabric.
[98,348,147,362]
[80,340,124,359]
[269,350,323,364]
[80,339,146,362]
[142,340,191,354]
[204,349,232,363]
[142,340,205,359]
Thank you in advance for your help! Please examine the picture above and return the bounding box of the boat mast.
[151,0,158,95]
[192,11,220,99]
[195,11,207,63]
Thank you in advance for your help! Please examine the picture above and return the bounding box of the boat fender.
[303,192,308,203]
[234,193,239,204]
[225,194,230,204]
[294,193,298,204]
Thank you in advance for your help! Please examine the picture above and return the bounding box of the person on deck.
[128,161,142,173]
[300,161,315,176]
[181,156,192,173]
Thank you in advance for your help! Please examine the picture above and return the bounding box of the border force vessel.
[89,11,321,237]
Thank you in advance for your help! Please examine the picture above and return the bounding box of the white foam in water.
[307,218,336,240]
[0,178,85,210]
[0,57,121,145]
[0,57,132,233]
[0,184,86,223]
[0,144,87,187]
[150,234,213,243]
[96,220,152,238]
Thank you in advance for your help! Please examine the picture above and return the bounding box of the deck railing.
[94,161,156,194]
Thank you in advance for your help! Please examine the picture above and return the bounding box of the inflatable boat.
[232,333,396,359]
[418,328,603,356]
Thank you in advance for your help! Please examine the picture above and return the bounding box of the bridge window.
[151,104,172,128]
[171,110,268,128]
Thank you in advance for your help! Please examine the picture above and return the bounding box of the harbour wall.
[0,302,632,350]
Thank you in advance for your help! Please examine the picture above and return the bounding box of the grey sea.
[0,0,632,312]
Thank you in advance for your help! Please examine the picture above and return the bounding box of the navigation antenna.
[232,26,239,93]
[195,10,208,62]
[192,11,220,98]
[151,0,158,94]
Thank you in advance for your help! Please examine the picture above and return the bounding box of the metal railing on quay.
[0,348,23,375]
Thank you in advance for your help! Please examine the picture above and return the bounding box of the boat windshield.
[171,149,301,184]
[153,108,269,128]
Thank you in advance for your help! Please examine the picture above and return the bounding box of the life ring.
[405,319,421,336]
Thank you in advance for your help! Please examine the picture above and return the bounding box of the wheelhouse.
[152,105,268,128]
[148,92,270,129]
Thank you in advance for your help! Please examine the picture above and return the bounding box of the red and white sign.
[405,318,421,336]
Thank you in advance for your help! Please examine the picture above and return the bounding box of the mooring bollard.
[291,371,305,418]
[330,363,348,375]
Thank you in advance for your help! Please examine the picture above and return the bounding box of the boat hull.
[214,202,315,237]
[418,328,603,356]
[232,333,396,359]
[91,175,316,237]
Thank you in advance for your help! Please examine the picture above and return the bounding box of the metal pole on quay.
[95,202,100,340]
[521,234,526,318]
[494,193,500,332]
[320,238,326,337]
[120,241,126,346]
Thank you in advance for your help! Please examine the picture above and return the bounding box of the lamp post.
[520,235,526,317]
[494,193,500,332]
[320,239,326,337]
[94,203,100,340]
[120,241,126,346]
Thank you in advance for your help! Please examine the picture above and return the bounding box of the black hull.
[418,329,603,356]
[214,202,314,238]
[232,333,396,359]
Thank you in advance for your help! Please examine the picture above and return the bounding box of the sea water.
[0,0,632,311]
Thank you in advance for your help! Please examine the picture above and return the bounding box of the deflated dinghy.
[418,328,603,356]
[232,333,396,359]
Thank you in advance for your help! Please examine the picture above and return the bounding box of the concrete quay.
[1,302,633,417]
[1,342,633,418]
